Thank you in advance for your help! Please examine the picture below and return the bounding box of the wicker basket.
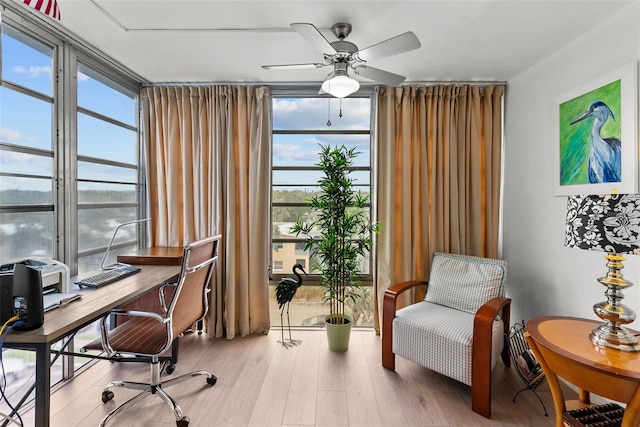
[509,320,548,416]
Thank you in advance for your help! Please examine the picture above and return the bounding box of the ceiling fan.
[262,22,421,97]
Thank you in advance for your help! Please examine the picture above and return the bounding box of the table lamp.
[565,193,640,351]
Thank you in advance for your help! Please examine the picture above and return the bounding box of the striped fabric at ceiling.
[22,0,61,20]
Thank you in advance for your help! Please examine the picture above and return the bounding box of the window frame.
[72,53,144,272]
[0,4,145,387]
[0,17,60,261]
[1,6,145,273]
[269,93,375,283]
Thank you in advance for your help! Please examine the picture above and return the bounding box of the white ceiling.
[53,0,633,85]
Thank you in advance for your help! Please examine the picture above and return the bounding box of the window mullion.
[61,41,78,274]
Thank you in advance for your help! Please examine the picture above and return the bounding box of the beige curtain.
[141,85,271,339]
[374,84,504,332]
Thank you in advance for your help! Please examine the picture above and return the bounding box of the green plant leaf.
[291,144,379,318]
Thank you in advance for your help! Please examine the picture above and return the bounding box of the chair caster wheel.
[206,375,217,386]
[101,390,114,403]
[166,363,175,375]
[176,416,190,426]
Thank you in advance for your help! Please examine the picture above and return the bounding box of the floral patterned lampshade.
[565,194,640,255]
[564,193,640,351]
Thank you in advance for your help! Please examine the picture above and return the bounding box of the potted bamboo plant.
[291,144,378,352]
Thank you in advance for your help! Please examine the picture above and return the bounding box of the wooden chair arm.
[471,296,511,417]
[385,280,429,298]
[382,280,428,371]
[473,297,512,367]
[475,297,511,328]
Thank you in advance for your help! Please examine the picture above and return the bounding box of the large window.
[0,14,142,274]
[270,96,374,327]
[0,25,57,261]
[0,6,142,411]
[75,63,140,273]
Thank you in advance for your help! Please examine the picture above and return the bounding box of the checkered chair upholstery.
[382,252,511,419]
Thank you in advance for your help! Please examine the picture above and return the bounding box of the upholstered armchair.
[382,252,511,418]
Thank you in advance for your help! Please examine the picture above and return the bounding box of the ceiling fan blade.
[355,31,421,62]
[291,23,338,55]
[355,65,406,86]
[262,63,328,70]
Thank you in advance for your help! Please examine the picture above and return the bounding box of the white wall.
[504,3,640,326]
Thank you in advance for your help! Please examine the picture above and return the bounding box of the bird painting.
[570,100,621,184]
[276,263,307,348]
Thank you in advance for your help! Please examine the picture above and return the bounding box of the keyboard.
[75,265,141,289]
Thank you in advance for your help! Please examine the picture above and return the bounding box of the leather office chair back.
[169,235,220,338]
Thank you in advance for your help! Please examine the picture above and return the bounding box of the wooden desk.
[3,264,181,427]
[117,246,183,266]
[525,316,640,427]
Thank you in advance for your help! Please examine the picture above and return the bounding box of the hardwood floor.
[32,329,564,426]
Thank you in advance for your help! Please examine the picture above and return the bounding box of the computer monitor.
[100,218,150,270]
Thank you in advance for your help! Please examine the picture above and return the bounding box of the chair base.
[99,359,216,427]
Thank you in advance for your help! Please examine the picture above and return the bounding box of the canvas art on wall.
[553,62,638,196]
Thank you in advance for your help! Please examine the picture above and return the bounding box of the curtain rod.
[409,80,506,86]
[143,81,506,89]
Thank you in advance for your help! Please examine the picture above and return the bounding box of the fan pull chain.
[339,98,343,118]
[327,97,332,127]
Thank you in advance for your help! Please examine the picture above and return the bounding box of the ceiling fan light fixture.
[321,70,360,98]
[264,23,418,94]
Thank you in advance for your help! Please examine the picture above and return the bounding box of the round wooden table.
[525,316,640,427]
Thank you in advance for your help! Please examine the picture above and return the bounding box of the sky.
[0,22,374,273]
[1,27,136,193]
[272,96,372,171]
[1,26,372,195]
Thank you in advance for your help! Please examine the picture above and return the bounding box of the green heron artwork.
[559,79,622,186]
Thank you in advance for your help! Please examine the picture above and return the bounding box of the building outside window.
[270,96,374,327]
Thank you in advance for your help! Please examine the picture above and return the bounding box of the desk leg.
[622,387,640,427]
[526,333,566,427]
[34,343,51,427]
[578,388,590,405]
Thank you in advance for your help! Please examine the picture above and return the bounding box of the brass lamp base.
[590,323,640,352]
[591,253,640,352]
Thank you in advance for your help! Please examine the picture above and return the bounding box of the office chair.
[89,234,221,427]
[382,252,511,418]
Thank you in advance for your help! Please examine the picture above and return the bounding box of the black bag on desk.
[12,264,44,330]
[0,263,44,330]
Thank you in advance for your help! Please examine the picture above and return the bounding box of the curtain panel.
[141,85,271,339]
[374,84,504,332]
